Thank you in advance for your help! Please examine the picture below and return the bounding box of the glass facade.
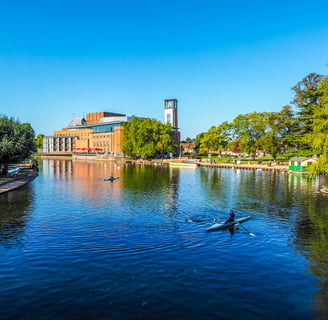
[92,124,120,133]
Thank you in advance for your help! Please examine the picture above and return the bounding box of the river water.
[1,159,328,320]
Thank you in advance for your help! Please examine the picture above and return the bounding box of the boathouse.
[288,157,317,173]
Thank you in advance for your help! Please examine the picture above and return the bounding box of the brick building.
[43,112,131,156]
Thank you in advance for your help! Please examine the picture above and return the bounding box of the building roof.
[67,117,86,128]
[289,157,313,161]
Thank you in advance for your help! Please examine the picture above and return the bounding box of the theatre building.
[43,99,181,156]
[43,112,131,156]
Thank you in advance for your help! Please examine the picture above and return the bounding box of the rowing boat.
[206,216,251,232]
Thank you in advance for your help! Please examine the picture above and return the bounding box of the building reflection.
[165,167,180,214]
[0,185,34,248]
[42,158,124,205]
[42,159,183,213]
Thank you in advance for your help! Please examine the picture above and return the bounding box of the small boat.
[169,161,199,168]
[206,216,252,232]
[104,177,119,181]
[8,166,20,176]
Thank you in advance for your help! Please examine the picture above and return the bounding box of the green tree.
[123,117,174,158]
[291,73,323,151]
[34,134,44,150]
[198,122,232,154]
[0,115,36,175]
[308,76,328,175]
[278,105,301,153]
[195,132,205,149]
[231,112,266,158]
[256,106,298,159]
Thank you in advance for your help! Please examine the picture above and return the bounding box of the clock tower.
[164,99,180,155]
[164,99,178,129]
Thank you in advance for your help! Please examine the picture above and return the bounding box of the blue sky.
[1,0,328,139]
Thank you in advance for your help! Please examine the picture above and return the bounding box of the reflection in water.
[200,167,328,318]
[2,160,328,319]
[121,165,180,218]
[0,185,34,248]
[42,159,183,219]
[42,159,125,206]
[289,175,328,319]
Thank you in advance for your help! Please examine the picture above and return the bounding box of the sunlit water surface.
[1,159,328,320]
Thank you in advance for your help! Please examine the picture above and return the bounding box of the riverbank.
[198,162,289,171]
[41,153,290,171]
[0,168,38,194]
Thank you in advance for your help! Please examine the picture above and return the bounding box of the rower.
[225,209,235,224]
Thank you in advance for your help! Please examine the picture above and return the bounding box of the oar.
[186,217,219,223]
[236,222,255,236]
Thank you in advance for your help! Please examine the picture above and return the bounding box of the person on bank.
[225,209,235,224]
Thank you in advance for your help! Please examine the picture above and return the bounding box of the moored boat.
[8,166,20,176]
[169,161,199,168]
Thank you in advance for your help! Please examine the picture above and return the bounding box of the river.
[1,159,328,320]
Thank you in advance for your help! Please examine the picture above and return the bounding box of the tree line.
[194,73,328,174]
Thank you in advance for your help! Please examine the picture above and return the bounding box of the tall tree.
[0,115,36,175]
[256,106,298,159]
[123,117,174,158]
[231,112,266,158]
[308,76,328,175]
[278,105,300,153]
[291,73,323,150]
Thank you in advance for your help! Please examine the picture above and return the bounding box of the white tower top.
[164,99,178,129]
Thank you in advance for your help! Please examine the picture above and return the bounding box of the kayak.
[104,177,119,181]
[206,216,252,232]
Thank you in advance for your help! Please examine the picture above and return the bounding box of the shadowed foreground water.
[1,159,328,320]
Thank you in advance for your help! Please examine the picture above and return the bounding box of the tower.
[164,99,178,129]
[164,99,180,155]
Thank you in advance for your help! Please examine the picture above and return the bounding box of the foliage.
[197,122,232,153]
[123,117,174,158]
[0,115,35,174]
[291,72,323,150]
[308,76,328,175]
[195,132,205,148]
[34,134,44,150]
[255,106,298,159]
[231,112,266,158]
[193,72,328,165]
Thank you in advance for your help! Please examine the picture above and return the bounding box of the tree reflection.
[199,167,328,317]
[0,185,34,248]
[292,192,328,319]
[121,165,178,216]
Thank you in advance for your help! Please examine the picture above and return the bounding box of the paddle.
[186,217,219,223]
[236,222,255,236]
[208,208,255,235]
